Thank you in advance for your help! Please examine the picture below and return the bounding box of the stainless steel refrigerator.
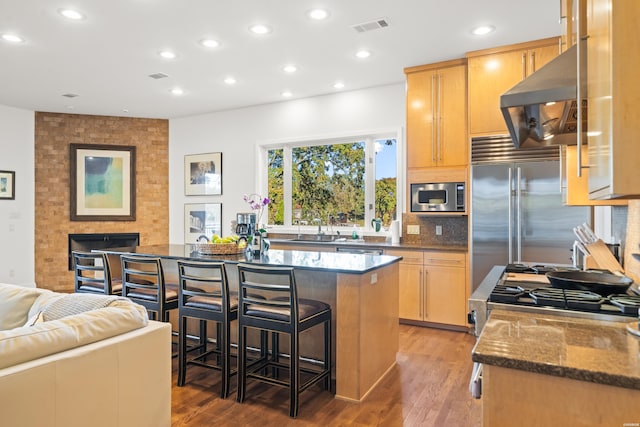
[471,136,591,289]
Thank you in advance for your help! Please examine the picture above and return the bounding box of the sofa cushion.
[0,298,149,369]
[0,283,51,331]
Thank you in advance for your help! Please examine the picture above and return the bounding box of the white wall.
[169,83,405,243]
[0,104,35,286]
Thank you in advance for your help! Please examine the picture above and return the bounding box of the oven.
[467,263,640,398]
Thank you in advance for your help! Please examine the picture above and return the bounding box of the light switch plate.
[407,225,420,235]
[435,225,442,235]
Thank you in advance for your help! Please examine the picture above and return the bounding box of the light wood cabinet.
[562,145,626,206]
[404,59,468,168]
[388,249,468,328]
[466,37,560,136]
[585,0,640,199]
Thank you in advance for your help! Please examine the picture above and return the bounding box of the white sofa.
[0,283,172,427]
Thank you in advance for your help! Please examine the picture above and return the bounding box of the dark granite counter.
[269,238,467,252]
[98,244,401,274]
[472,309,640,390]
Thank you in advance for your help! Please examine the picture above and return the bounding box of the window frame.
[256,127,404,235]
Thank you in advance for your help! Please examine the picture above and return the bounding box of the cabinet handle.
[423,269,428,318]
[425,258,462,265]
[576,0,588,177]
[431,74,436,162]
[521,52,526,79]
[531,51,536,73]
[437,73,442,162]
[419,269,423,318]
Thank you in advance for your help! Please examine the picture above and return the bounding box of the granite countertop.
[269,238,467,252]
[98,244,401,274]
[472,309,640,390]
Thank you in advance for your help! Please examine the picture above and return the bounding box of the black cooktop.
[492,265,640,318]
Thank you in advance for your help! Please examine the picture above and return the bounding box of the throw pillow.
[41,294,123,321]
[22,311,44,327]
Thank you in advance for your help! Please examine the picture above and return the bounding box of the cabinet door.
[468,49,525,135]
[424,263,466,326]
[398,262,423,320]
[406,70,436,168]
[528,44,560,74]
[437,64,468,167]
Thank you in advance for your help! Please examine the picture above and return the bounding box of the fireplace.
[68,233,140,270]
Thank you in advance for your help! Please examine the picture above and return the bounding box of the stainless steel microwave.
[410,182,465,213]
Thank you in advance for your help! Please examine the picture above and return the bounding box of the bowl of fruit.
[196,234,247,255]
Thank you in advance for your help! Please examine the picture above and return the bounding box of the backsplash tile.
[402,213,468,247]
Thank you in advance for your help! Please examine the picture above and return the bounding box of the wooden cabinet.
[404,59,468,168]
[388,249,468,328]
[467,37,560,136]
[562,145,626,206]
[585,0,640,199]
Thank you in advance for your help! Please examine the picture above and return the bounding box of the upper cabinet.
[466,37,561,136]
[405,59,468,169]
[585,0,640,199]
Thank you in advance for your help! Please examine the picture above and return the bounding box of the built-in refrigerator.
[471,135,591,289]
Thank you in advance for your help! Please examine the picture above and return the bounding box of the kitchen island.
[473,309,640,426]
[99,244,401,402]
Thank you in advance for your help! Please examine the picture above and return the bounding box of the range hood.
[500,42,587,149]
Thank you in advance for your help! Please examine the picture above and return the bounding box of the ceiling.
[0,0,563,119]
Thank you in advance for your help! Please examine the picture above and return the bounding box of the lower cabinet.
[388,249,468,327]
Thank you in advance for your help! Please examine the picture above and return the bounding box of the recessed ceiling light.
[1,34,25,43]
[224,77,237,85]
[281,91,292,98]
[333,82,345,89]
[249,24,272,35]
[171,88,184,96]
[159,50,177,59]
[355,50,371,59]
[200,39,220,48]
[308,9,329,20]
[283,65,297,73]
[58,9,85,20]
[471,25,495,36]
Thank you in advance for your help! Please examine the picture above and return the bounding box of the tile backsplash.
[402,213,468,247]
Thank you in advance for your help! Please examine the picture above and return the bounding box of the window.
[260,130,401,233]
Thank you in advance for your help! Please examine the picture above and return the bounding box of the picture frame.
[184,203,222,243]
[70,144,136,221]
[0,170,15,200]
[185,152,222,196]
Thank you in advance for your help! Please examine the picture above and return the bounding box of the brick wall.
[34,112,169,291]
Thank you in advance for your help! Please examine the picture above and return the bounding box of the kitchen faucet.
[312,218,324,238]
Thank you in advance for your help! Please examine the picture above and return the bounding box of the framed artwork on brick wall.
[184,152,222,196]
[184,203,222,243]
[70,144,136,221]
[0,170,15,200]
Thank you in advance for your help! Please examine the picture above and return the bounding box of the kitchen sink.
[289,235,336,242]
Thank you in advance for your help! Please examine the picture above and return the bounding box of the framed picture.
[0,170,15,200]
[185,152,222,196]
[184,203,222,243]
[70,144,136,221]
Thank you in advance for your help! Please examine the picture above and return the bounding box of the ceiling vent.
[351,18,389,33]
[62,93,79,98]
[148,72,169,80]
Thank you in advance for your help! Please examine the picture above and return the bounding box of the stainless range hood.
[500,42,586,149]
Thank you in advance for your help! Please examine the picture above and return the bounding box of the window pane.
[375,139,397,228]
[267,148,284,225]
[292,142,365,227]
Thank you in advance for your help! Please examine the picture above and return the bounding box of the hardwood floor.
[171,325,482,426]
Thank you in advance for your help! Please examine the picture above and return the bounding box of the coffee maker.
[235,212,257,239]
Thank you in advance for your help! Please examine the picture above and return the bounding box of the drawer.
[386,249,424,265]
[423,251,466,267]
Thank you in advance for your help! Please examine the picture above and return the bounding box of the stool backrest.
[237,263,299,324]
[72,250,113,294]
[177,260,230,312]
[121,255,166,302]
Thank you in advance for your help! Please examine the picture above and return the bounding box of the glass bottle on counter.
[251,230,262,256]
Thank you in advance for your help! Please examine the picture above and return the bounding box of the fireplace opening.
[68,233,140,270]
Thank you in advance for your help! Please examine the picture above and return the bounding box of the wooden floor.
[171,324,482,426]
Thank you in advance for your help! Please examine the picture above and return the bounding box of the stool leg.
[324,317,331,391]
[220,318,230,398]
[290,332,299,418]
[271,331,279,378]
[237,324,247,403]
[177,314,187,386]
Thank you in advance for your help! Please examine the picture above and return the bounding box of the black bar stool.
[72,250,122,295]
[236,263,331,418]
[176,260,238,398]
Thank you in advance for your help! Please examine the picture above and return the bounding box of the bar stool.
[176,260,238,398]
[72,250,122,295]
[236,263,331,418]
[120,255,178,322]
